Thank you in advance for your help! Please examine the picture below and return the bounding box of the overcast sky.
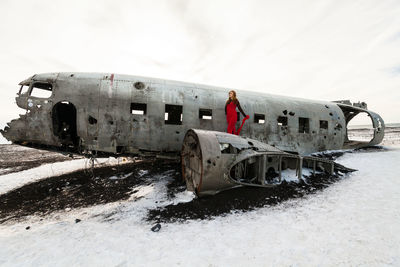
[1,0,399,139]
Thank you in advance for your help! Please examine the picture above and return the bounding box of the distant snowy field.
[0,134,400,266]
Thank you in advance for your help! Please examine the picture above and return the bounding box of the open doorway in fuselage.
[52,101,78,146]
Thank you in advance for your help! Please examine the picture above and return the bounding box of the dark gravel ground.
[0,159,179,224]
[0,144,74,175]
[147,172,348,223]
[0,142,388,224]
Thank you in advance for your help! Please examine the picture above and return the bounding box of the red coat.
[226,101,238,124]
[225,99,247,134]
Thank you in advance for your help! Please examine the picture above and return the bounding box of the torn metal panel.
[182,129,355,196]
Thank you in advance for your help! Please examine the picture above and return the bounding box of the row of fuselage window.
[130,103,330,133]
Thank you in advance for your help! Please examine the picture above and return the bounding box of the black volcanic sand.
[148,172,348,223]
[148,147,389,223]
[1,147,385,224]
[0,159,180,224]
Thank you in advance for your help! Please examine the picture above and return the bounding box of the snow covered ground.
[0,136,399,266]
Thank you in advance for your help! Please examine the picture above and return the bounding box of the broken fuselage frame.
[182,129,355,196]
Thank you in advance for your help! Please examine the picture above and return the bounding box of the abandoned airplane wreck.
[0,72,385,195]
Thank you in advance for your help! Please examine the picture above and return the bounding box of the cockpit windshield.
[18,84,30,95]
[29,82,53,98]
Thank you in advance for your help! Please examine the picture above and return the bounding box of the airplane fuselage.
[1,72,385,155]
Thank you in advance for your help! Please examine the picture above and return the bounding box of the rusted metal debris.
[182,129,355,196]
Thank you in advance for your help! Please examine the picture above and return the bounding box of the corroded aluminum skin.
[1,72,385,155]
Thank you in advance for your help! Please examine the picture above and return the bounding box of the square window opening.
[199,109,212,120]
[277,116,288,126]
[30,82,53,98]
[320,120,328,130]
[165,104,183,125]
[131,103,147,115]
[299,117,310,133]
[254,114,265,124]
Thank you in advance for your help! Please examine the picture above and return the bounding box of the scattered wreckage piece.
[182,129,355,197]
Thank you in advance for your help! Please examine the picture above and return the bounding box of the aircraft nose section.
[0,126,11,141]
[1,117,26,143]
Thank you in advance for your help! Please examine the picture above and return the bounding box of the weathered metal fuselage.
[1,72,385,155]
[182,129,355,196]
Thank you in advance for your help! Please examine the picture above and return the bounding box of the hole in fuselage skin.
[134,82,145,90]
[88,116,97,125]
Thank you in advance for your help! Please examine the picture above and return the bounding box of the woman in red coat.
[225,90,248,134]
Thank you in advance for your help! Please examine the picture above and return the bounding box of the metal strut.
[84,150,98,177]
